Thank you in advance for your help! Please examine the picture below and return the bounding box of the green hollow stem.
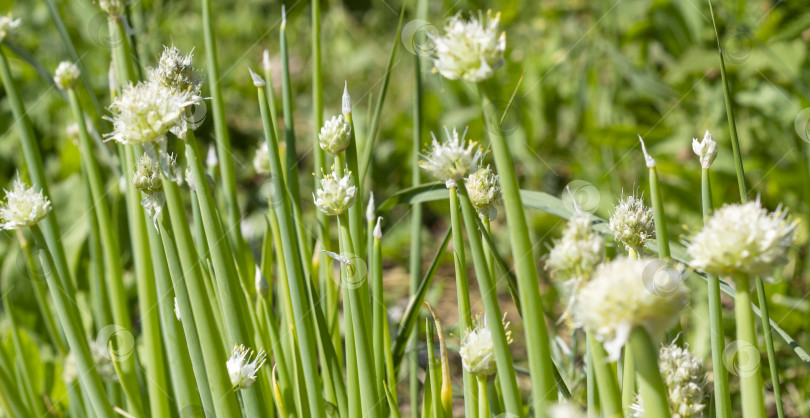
[457,184,523,416]
[200,0,253,286]
[144,215,200,414]
[587,332,621,418]
[448,186,477,417]
[649,167,670,259]
[30,226,115,417]
[184,130,265,416]
[707,4,782,415]
[733,274,767,417]
[69,89,146,410]
[254,83,328,418]
[371,228,387,413]
[18,232,67,355]
[478,85,557,416]
[159,180,242,417]
[337,213,381,418]
[585,334,597,416]
[629,327,671,418]
[477,376,490,418]
[701,168,732,418]
[425,320,442,418]
[621,344,635,416]
[4,294,44,416]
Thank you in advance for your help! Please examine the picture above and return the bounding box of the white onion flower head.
[0,15,22,43]
[431,11,506,82]
[687,200,796,277]
[573,257,689,360]
[149,46,202,99]
[609,195,655,251]
[108,81,195,145]
[253,142,271,175]
[319,114,352,154]
[547,212,604,281]
[1,179,52,230]
[459,315,511,377]
[54,61,80,91]
[420,127,484,185]
[466,165,501,212]
[313,168,357,216]
[133,154,162,193]
[227,344,266,390]
[692,130,718,169]
[659,344,707,418]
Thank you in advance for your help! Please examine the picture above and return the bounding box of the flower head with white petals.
[107,81,195,145]
[459,314,511,377]
[54,61,80,91]
[0,15,22,43]
[227,344,266,390]
[659,344,707,418]
[687,200,796,277]
[466,165,501,213]
[319,115,352,154]
[609,194,655,251]
[148,46,202,99]
[547,212,604,281]
[431,11,506,82]
[313,168,357,216]
[1,178,52,230]
[692,130,718,169]
[573,257,689,360]
[420,127,484,185]
[253,142,270,175]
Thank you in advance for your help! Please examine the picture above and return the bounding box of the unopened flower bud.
[54,61,80,91]
[319,115,351,154]
[692,130,718,169]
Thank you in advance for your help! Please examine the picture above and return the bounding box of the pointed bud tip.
[373,216,383,239]
[366,192,375,223]
[638,135,656,168]
[342,81,352,115]
[262,49,271,72]
[248,66,266,87]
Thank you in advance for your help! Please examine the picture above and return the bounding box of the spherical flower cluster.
[659,344,707,418]
[420,127,484,185]
[319,115,352,154]
[99,0,124,17]
[0,15,22,43]
[692,130,718,169]
[465,165,501,212]
[133,154,162,193]
[107,81,195,145]
[253,142,271,175]
[54,61,80,91]
[547,212,604,281]
[313,168,357,216]
[687,200,796,277]
[63,341,118,384]
[227,344,266,390]
[431,11,506,82]
[148,46,202,98]
[1,179,52,230]
[609,195,655,251]
[459,315,511,377]
[573,257,689,360]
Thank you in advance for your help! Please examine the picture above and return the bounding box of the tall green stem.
[448,186,477,417]
[478,85,557,416]
[587,333,621,417]
[701,168,732,418]
[649,167,670,259]
[629,328,671,418]
[457,184,523,416]
[733,274,767,417]
[477,376,490,418]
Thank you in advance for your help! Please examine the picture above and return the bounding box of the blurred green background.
[2,0,810,414]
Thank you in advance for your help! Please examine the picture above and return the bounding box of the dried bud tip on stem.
[366,192,375,223]
[342,81,352,115]
[638,135,656,168]
[281,5,287,29]
[206,143,218,168]
[374,216,383,239]
[248,66,266,87]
